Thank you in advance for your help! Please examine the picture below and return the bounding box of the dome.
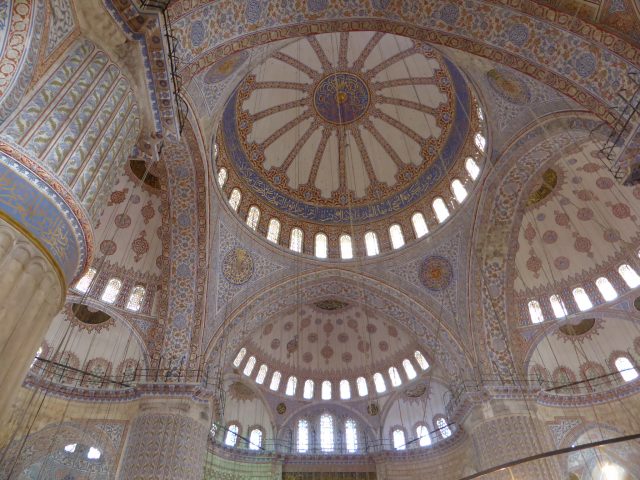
[215,31,486,259]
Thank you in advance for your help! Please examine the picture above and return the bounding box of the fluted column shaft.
[117,396,210,480]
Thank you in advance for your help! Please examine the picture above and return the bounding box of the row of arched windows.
[527,264,640,324]
[74,268,146,312]
[296,414,359,453]
[391,418,452,451]
[217,156,482,259]
[222,424,264,450]
[233,348,429,399]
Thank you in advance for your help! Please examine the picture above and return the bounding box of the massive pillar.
[464,401,562,480]
[117,394,211,480]
[0,33,140,423]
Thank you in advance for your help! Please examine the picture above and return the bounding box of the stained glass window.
[389,224,405,249]
[320,414,334,452]
[233,348,246,367]
[340,234,353,259]
[285,376,297,396]
[414,351,429,370]
[403,359,417,380]
[229,188,241,211]
[249,429,263,450]
[126,286,146,312]
[474,133,486,151]
[528,300,544,324]
[416,424,431,446]
[345,419,358,453]
[75,268,96,293]
[255,364,268,384]
[290,228,303,253]
[572,287,592,311]
[101,278,122,304]
[373,372,386,393]
[315,233,328,258]
[619,264,640,288]
[596,277,618,301]
[436,417,452,438]
[549,294,567,318]
[465,157,480,180]
[225,424,239,446]
[270,371,281,391]
[297,419,309,453]
[411,212,428,238]
[246,206,260,230]
[389,366,402,387]
[266,218,281,243]
[451,179,467,203]
[217,167,227,187]
[340,379,351,399]
[87,447,101,459]
[615,357,639,382]
[64,444,76,453]
[243,356,256,376]
[356,377,368,396]
[392,429,406,450]
[303,379,314,399]
[322,380,332,400]
[432,198,450,223]
[364,231,379,256]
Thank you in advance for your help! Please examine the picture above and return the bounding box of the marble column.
[0,217,63,425]
[117,395,211,480]
[464,401,562,480]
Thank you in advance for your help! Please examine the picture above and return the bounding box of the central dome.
[216,32,485,258]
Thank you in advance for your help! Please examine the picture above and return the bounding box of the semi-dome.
[215,31,486,259]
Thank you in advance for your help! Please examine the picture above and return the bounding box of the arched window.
[432,197,450,223]
[74,267,96,293]
[101,278,122,304]
[229,188,242,211]
[320,414,334,452]
[528,300,544,324]
[126,286,146,312]
[266,218,281,243]
[436,417,452,438]
[345,419,358,453]
[388,367,402,387]
[340,234,353,259]
[414,351,429,370]
[303,379,314,399]
[297,419,309,453]
[315,233,328,258]
[340,379,351,399]
[474,133,486,151]
[477,106,484,121]
[269,371,281,391]
[64,444,77,453]
[249,428,263,450]
[364,231,379,256]
[322,380,332,400]
[233,348,246,368]
[389,224,405,249]
[255,364,268,384]
[87,447,101,460]
[402,359,417,380]
[290,228,303,253]
[619,264,640,288]
[285,376,297,396]
[465,157,480,180]
[572,287,592,311]
[246,206,260,230]
[225,424,239,446]
[373,372,386,393]
[243,356,256,376]
[416,424,431,447]
[217,167,227,187]
[596,277,618,301]
[451,179,467,203]
[549,294,567,318]
[615,357,639,382]
[392,429,406,450]
[411,212,428,238]
[356,377,368,397]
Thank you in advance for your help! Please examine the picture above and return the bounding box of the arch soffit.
[221,372,277,429]
[379,377,451,427]
[204,269,472,378]
[470,111,604,373]
[171,3,639,124]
